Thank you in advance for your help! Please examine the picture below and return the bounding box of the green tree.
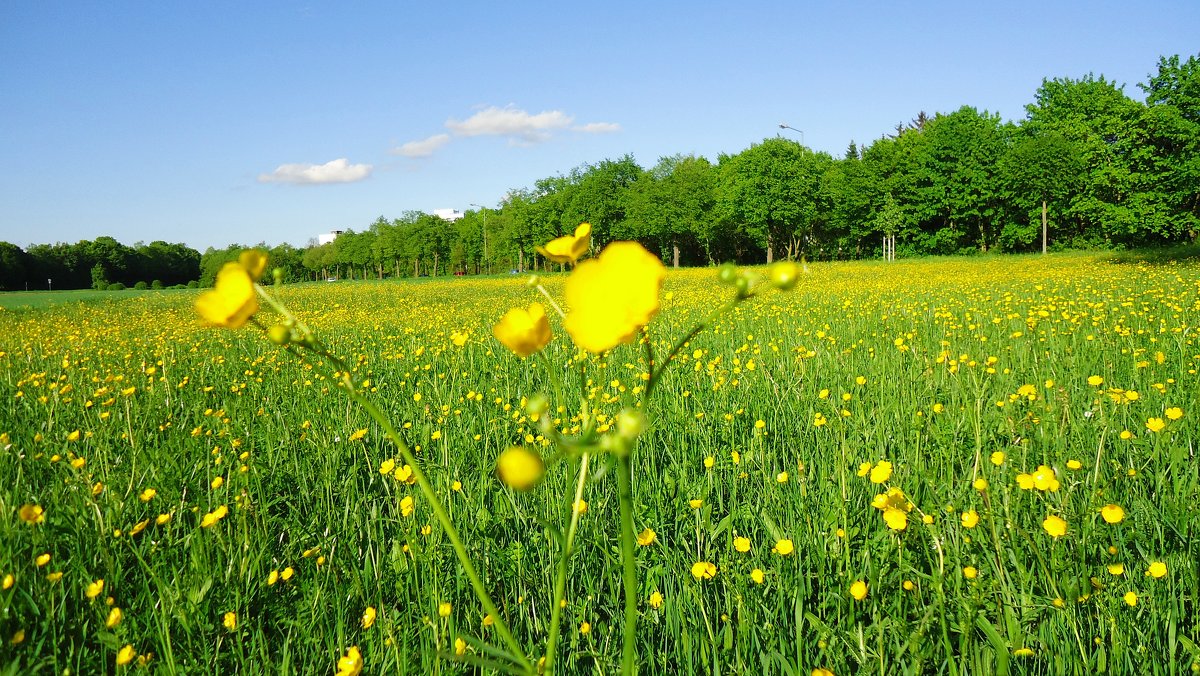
[998,131,1085,252]
[1138,53,1200,241]
[717,138,823,263]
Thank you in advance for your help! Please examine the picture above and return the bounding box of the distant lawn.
[0,288,191,311]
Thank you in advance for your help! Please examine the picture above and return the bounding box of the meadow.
[2,250,1198,675]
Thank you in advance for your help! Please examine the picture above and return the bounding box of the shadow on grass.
[1104,244,1200,266]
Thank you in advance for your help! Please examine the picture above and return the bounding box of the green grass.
[1,250,1198,674]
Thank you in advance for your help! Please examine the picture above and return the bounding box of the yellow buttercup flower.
[223,612,237,631]
[750,568,765,584]
[495,446,545,491]
[869,460,893,484]
[563,241,666,353]
[106,606,123,628]
[961,510,979,529]
[335,646,363,676]
[493,303,552,358]
[238,250,268,281]
[361,606,376,629]
[1147,561,1167,578]
[648,591,664,608]
[850,580,868,600]
[733,536,751,553]
[1146,417,1166,433]
[18,504,45,525]
[773,539,795,556]
[1100,504,1125,524]
[86,578,104,599]
[116,645,136,666]
[1042,515,1067,538]
[535,222,592,265]
[691,561,717,580]
[636,528,657,546]
[196,262,258,329]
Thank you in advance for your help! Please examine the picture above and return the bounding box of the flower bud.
[616,408,646,442]
[267,324,292,345]
[734,276,752,300]
[768,261,800,291]
[526,393,549,417]
[496,447,545,491]
[717,263,738,284]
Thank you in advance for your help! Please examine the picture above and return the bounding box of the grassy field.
[2,251,1198,674]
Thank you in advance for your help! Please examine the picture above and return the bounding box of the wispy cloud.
[574,121,622,134]
[258,158,372,185]
[392,133,452,158]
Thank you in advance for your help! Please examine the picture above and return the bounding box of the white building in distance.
[433,208,464,222]
[318,230,344,246]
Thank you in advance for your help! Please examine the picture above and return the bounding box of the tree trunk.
[672,243,680,269]
[433,252,439,277]
[1042,200,1048,254]
[766,242,774,265]
[518,248,525,273]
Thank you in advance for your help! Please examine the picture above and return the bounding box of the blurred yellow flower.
[1146,417,1166,433]
[2,574,12,590]
[196,262,258,329]
[117,645,136,666]
[1165,407,1183,421]
[238,250,268,280]
[362,606,376,629]
[438,602,452,618]
[106,606,123,628]
[1087,375,1103,386]
[733,536,751,553]
[335,646,363,676]
[493,303,553,358]
[496,446,545,491]
[648,591,663,608]
[691,561,717,580]
[35,553,50,567]
[1147,561,1167,578]
[536,222,592,265]
[1107,563,1125,576]
[850,580,868,600]
[223,612,237,631]
[961,510,979,529]
[963,566,978,579]
[990,451,1005,466]
[774,539,795,556]
[1042,515,1067,538]
[636,528,656,546]
[750,568,765,584]
[86,578,104,599]
[1123,591,1138,606]
[563,241,665,353]
[139,488,157,502]
[18,504,44,525]
[400,495,415,517]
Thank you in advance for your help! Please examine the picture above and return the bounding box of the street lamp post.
[778,123,804,145]
[470,203,488,275]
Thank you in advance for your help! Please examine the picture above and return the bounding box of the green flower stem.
[543,451,591,674]
[343,384,532,672]
[645,297,738,400]
[616,452,639,675]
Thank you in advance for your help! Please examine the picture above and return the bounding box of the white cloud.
[574,121,622,134]
[258,158,372,185]
[446,106,574,143]
[392,133,452,158]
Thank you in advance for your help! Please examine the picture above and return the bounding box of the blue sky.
[1,1,1196,252]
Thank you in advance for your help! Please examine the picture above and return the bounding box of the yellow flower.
[1100,504,1125,524]
[1123,591,1138,606]
[116,645,137,666]
[1032,465,1059,491]
[733,536,751,553]
[883,507,908,531]
[211,476,224,490]
[1146,417,1166,433]
[688,498,703,509]
[574,499,588,515]
[776,471,789,483]
[67,429,81,442]
[691,561,717,580]
[1066,459,1082,470]
[281,566,294,581]
[139,488,157,502]
[649,591,664,608]
[35,553,50,567]
[223,612,237,631]
[750,568,765,584]
[1016,473,1034,490]
[238,250,268,280]
[86,579,104,599]
[2,574,12,590]
[563,241,666,353]
[493,303,553,358]
[46,571,63,582]
[812,669,834,676]
[156,513,171,526]
[1107,563,1125,576]
[1042,515,1067,538]
[11,629,25,645]
[454,637,467,656]
[268,570,279,585]
[348,428,367,442]
[849,580,868,600]
[1165,407,1183,421]
[438,602,452,618]
[579,621,591,635]
[869,461,893,484]
[496,446,545,491]
[961,510,979,529]
[990,451,1005,466]
[972,478,988,491]
[18,504,45,525]
[636,528,657,546]
[1087,375,1103,387]
[400,495,415,517]
[963,566,978,579]
[774,539,795,556]
[1146,561,1167,578]
[703,456,715,469]
[378,459,395,475]
[335,646,363,676]
[856,461,873,477]
[106,607,123,628]
[1013,647,1035,657]
[536,222,592,265]
[196,262,258,329]
[361,606,376,629]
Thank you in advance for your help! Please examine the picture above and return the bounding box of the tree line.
[5,53,1196,290]
[0,237,200,291]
